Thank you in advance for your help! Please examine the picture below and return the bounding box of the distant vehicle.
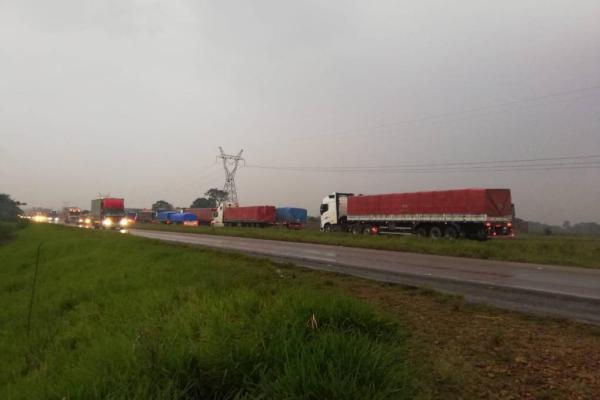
[320,189,514,240]
[126,211,137,225]
[62,207,81,224]
[48,210,59,223]
[212,205,276,227]
[136,210,155,223]
[184,208,216,226]
[276,207,308,229]
[156,211,198,225]
[88,197,128,229]
[155,211,178,224]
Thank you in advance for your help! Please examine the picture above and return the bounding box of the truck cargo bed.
[347,189,512,222]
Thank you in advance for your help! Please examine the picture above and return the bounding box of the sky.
[1,0,599,224]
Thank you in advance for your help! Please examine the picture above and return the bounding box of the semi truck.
[62,207,82,224]
[212,205,276,227]
[88,197,129,229]
[320,189,513,240]
[184,208,216,226]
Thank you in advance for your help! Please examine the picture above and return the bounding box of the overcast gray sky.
[1,0,599,224]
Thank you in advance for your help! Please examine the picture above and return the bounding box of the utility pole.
[217,147,244,206]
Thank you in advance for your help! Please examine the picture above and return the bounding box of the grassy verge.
[133,223,600,269]
[3,225,600,399]
[0,225,414,399]
[0,220,28,244]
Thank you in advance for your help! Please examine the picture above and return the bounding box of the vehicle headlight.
[102,218,112,227]
[78,218,83,223]
[85,218,91,224]
[119,218,128,227]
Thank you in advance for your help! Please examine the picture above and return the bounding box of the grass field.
[0,224,414,399]
[133,223,600,269]
[3,224,600,399]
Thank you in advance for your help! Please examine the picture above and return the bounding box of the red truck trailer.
[213,205,276,227]
[88,197,129,229]
[184,208,216,225]
[320,189,513,240]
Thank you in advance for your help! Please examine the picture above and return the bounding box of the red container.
[184,208,216,224]
[348,189,512,218]
[223,206,276,224]
[103,198,124,210]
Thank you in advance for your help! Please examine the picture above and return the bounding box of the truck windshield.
[104,210,125,216]
[320,204,328,214]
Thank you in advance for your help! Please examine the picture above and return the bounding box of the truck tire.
[351,225,362,235]
[429,226,442,239]
[362,226,372,235]
[416,226,428,237]
[324,224,332,232]
[476,228,488,241]
[444,226,458,239]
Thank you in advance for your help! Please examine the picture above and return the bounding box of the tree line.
[151,188,228,211]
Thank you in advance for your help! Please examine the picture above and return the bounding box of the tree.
[204,188,228,205]
[0,193,24,221]
[190,197,216,208]
[152,200,174,211]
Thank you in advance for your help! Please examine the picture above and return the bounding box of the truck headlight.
[119,218,129,227]
[102,218,112,227]
[85,218,91,224]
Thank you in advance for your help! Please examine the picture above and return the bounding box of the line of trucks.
[69,187,514,240]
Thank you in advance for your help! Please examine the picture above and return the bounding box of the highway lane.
[130,229,600,324]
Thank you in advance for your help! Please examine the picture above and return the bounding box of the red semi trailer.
[212,205,276,227]
[320,189,514,240]
[184,208,216,226]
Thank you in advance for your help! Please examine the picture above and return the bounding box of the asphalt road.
[130,229,600,325]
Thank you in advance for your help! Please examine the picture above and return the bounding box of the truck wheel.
[476,228,488,241]
[362,226,372,235]
[324,224,332,232]
[429,226,442,239]
[444,226,458,239]
[351,225,362,235]
[416,227,428,237]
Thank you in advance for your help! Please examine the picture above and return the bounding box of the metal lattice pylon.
[218,147,244,206]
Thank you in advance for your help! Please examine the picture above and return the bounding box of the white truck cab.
[211,201,239,227]
[320,192,353,231]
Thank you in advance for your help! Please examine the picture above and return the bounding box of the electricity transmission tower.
[218,147,244,206]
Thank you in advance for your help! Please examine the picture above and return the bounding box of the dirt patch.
[303,271,600,399]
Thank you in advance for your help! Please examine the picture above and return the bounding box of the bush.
[0,220,28,244]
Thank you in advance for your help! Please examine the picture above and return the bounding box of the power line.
[246,154,600,174]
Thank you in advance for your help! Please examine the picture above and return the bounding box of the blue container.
[275,207,308,224]
[169,213,197,223]
[156,211,178,222]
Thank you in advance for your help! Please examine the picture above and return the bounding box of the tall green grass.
[0,220,28,243]
[0,225,414,399]
[135,224,600,269]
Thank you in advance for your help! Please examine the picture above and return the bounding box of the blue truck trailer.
[275,207,308,228]
[156,211,198,225]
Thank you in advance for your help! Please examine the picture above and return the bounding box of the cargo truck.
[62,207,82,224]
[320,189,513,240]
[184,208,216,226]
[88,197,129,229]
[212,205,276,227]
[276,207,308,229]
